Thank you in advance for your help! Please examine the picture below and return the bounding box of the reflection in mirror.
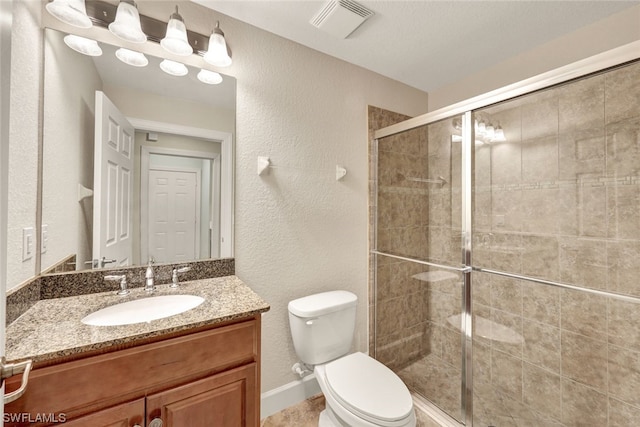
[40,28,235,276]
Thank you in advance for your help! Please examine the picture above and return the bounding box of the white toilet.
[288,291,416,427]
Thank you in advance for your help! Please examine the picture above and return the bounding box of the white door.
[92,91,134,269]
[147,169,200,263]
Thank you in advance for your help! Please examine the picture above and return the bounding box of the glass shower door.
[373,114,470,424]
[470,58,640,427]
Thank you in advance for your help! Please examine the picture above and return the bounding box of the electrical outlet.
[22,227,34,261]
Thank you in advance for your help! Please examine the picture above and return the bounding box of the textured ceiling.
[194,0,638,92]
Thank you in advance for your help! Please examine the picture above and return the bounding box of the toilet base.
[318,408,340,427]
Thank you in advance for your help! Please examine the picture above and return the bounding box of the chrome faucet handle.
[100,257,117,268]
[104,274,129,296]
[170,266,191,288]
[145,259,155,293]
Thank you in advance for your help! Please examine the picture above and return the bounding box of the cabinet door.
[146,363,258,427]
[62,398,145,427]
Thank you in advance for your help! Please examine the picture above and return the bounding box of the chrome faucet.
[170,266,192,288]
[104,274,129,296]
[145,259,155,293]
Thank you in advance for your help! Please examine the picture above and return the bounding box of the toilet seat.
[322,352,414,426]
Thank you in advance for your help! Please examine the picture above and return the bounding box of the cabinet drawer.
[61,398,145,427]
[6,318,258,421]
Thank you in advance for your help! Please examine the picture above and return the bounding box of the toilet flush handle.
[305,318,318,326]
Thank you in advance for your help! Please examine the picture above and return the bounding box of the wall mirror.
[38,28,235,278]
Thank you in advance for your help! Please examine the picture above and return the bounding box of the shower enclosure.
[372,48,640,426]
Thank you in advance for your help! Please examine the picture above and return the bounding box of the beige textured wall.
[429,3,640,111]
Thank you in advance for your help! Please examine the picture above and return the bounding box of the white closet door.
[147,169,199,263]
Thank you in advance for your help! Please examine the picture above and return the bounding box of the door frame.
[0,0,12,418]
[132,118,232,260]
[146,166,202,263]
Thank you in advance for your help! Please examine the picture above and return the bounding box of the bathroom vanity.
[4,276,269,427]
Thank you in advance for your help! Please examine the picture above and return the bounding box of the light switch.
[22,227,34,261]
[41,224,48,254]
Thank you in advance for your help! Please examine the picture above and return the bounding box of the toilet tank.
[288,291,357,365]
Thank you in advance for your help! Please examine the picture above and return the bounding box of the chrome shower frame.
[371,40,640,427]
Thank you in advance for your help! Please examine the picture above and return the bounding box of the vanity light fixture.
[53,1,235,84]
[159,59,188,76]
[161,6,193,57]
[197,69,223,85]
[115,48,148,67]
[109,0,147,44]
[63,34,102,56]
[203,21,232,67]
[452,117,506,145]
[45,0,92,29]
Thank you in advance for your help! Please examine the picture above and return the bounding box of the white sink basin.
[81,295,205,326]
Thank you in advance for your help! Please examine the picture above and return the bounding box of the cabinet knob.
[149,418,163,427]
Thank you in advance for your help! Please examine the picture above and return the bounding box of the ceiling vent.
[310,0,374,39]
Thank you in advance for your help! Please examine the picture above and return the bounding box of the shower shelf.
[412,271,459,282]
[406,176,447,186]
[447,314,524,345]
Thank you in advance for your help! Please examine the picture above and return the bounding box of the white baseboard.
[260,374,322,419]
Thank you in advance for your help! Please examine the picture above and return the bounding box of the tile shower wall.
[375,121,431,371]
[472,60,640,426]
[368,105,412,356]
[372,108,467,422]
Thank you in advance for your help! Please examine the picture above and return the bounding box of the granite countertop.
[6,275,270,364]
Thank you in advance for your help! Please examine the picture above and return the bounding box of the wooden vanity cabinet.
[5,315,261,427]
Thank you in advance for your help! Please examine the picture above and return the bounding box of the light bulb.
[115,48,148,67]
[485,124,495,140]
[203,22,232,67]
[46,0,92,29]
[159,59,188,76]
[477,120,486,135]
[493,127,506,142]
[63,34,102,56]
[160,7,193,56]
[109,0,146,44]
[197,69,223,85]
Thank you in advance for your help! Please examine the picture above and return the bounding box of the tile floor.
[260,394,443,427]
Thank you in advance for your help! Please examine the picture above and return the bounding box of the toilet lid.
[324,352,413,423]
